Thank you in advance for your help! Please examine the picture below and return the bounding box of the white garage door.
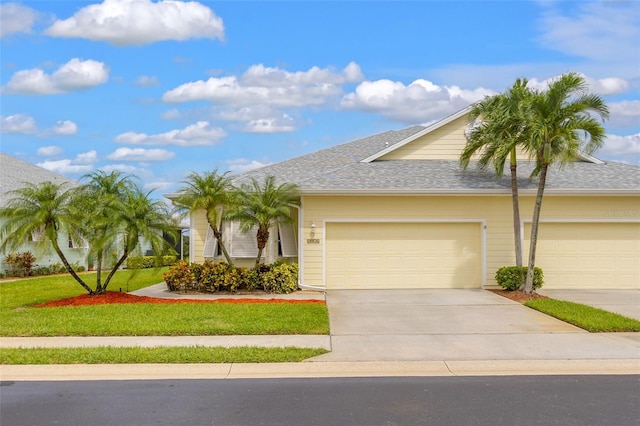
[325,222,482,289]
[524,222,640,289]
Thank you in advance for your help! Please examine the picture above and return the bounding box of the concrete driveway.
[310,289,640,362]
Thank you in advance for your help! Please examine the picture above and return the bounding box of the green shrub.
[4,252,37,277]
[127,255,177,269]
[163,260,195,291]
[198,260,230,292]
[261,263,299,294]
[495,266,544,291]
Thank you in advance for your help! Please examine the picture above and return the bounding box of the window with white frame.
[68,235,89,249]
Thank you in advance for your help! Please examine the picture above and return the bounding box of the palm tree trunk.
[95,248,103,293]
[101,249,129,293]
[509,149,523,268]
[522,162,549,294]
[50,237,94,295]
[213,227,234,267]
[255,227,270,269]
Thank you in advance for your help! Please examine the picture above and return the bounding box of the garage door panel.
[326,222,481,289]
[524,222,640,289]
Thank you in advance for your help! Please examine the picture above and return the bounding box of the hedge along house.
[0,153,90,273]
[182,107,640,290]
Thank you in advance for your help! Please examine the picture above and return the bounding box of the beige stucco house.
[185,108,640,290]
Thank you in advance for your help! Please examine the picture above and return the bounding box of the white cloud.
[162,62,363,107]
[143,180,174,191]
[2,58,109,95]
[45,0,224,46]
[75,150,98,164]
[136,75,159,86]
[341,78,495,123]
[37,150,97,174]
[114,121,226,146]
[537,2,640,61]
[101,163,145,174]
[37,146,63,156]
[218,106,297,133]
[609,100,640,128]
[527,74,629,96]
[161,109,181,119]
[0,114,78,137]
[600,133,640,156]
[107,147,174,162]
[0,114,37,134]
[225,158,272,173]
[0,3,37,38]
[53,120,78,135]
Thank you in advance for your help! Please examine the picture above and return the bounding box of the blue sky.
[1,0,638,196]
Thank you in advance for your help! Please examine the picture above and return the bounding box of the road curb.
[2,359,638,381]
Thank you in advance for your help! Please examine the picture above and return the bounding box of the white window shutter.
[278,223,297,257]
[30,227,44,242]
[230,222,263,258]
[203,226,218,259]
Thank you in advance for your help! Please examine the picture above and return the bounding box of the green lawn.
[0,346,328,364]
[525,299,640,332]
[0,268,330,336]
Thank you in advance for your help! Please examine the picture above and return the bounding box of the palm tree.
[73,170,134,293]
[173,171,235,266]
[100,187,176,292]
[522,72,608,293]
[0,181,95,294]
[461,78,533,268]
[227,176,300,269]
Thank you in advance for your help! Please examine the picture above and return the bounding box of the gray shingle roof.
[0,153,78,206]
[232,126,640,194]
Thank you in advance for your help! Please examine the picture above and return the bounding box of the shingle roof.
[232,126,640,194]
[0,153,78,206]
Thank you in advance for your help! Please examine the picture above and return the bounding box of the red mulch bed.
[33,291,325,308]
[488,289,548,303]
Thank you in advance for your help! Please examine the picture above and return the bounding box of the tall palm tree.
[461,78,533,268]
[173,171,235,266]
[101,187,176,292]
[227,176,300,269]
[73,170,134,293]
[0,181,94,294]
[522,72,608,293]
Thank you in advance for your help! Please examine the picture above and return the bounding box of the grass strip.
[525,299,640,332]
[0,268,330,336]
[0,346,329,364]
[1,303,329,336]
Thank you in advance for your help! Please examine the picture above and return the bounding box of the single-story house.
[0,153,90,273]
[183,107,640,290]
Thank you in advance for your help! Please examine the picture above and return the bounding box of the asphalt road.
[1,375,638,425]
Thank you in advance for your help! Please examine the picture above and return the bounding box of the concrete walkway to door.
[309,289,640,362]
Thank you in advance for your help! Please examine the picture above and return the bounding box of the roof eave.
[299,188,640,196]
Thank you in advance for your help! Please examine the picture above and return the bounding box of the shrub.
[495,266,544,291]
[4,252,37,277]
[163,260,195,291]
[261,262,299,294]
[198,260,230,292]
[127,255,177,269]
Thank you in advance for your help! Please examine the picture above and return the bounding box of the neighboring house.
[184,108,640,290]
[0,153,90,273]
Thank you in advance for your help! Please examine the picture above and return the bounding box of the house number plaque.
[306,238,320,244]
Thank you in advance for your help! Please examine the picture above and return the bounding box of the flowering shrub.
[261,262,299,294]
[163,261,299,294]
[163,260,195,291]
[4,252,37,277]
